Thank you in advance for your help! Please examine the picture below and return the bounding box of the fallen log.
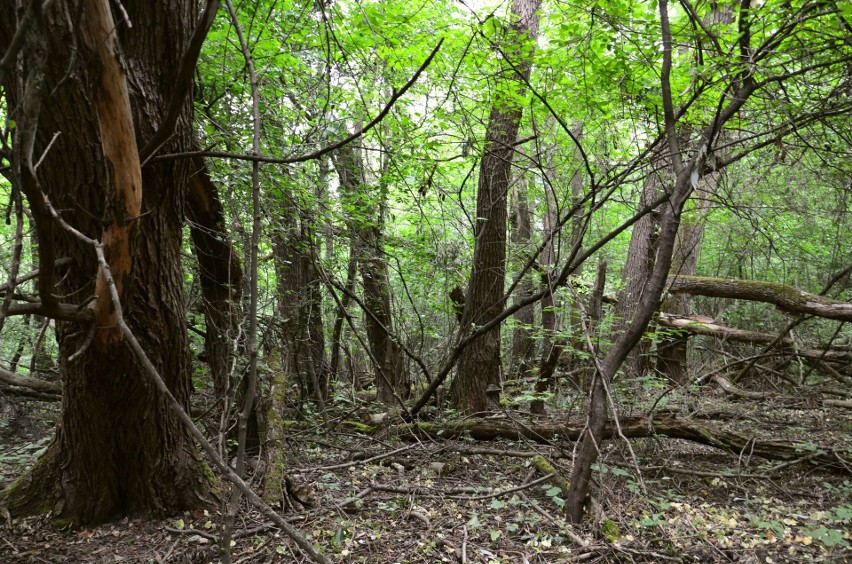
[656,312,851,367]
[395,416,850,472]
[666,276,852,322]
[0,366,61,395]
[710,375,852,409]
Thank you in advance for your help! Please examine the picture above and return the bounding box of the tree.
[454,0,542,413]
[333,142,408,404]
[0,0,211,524]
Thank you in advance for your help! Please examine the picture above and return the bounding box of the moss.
[1,442,59,519]
[342,420,377,434]
[600,518,620,542]
[263,365,289,506]
[199,461,217,490]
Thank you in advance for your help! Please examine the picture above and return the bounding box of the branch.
[139,0,221,164]
[0,365,61,394]
[152,39,444,165]
[667,275,852,322]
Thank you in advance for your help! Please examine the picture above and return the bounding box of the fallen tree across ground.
[376,415,851,472]
[666,276,852,322]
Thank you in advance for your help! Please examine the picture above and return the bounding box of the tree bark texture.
[667,275,852,322]
[455,0,541,413]
[187,157,243,401]
[273,185,328,405]
[1,0,210,524]
[333,144,407,404]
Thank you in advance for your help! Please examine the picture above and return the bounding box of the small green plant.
[802,527,849,548]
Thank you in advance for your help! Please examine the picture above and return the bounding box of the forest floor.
[1,388,851,563]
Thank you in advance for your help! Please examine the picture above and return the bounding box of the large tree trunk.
[1,0,210,525]
[454,0,541,413]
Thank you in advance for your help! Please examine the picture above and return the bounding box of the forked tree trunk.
[454,0,541,413]
[1,0,210,525]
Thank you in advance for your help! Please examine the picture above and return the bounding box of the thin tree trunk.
[333,144,406,404]
[656,181,712,384]
[612,169,663,379]
[273,183,327,406]
[509,178,535,378]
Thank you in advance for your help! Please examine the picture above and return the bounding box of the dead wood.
[666,276,852,322]
[0,366,61,395]
[393,416,850,471]
[657,313,851,364]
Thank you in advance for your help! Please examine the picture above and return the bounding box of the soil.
[1,390,850,563]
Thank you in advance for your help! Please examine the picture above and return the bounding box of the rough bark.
[455,0,541,413]
[0,0,210,525]
[333,144,406,404]
[187,157,243,401]
[666,276,852,322]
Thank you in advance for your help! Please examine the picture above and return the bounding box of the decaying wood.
[667,276,852,322]
[394,416,850,471]
[656,313,851,372]
[79,0,144,345]
[0,366,61,394]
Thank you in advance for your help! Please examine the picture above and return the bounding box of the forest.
[0,0,850,561]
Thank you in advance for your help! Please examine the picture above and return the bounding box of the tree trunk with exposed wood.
[0,0,211,525]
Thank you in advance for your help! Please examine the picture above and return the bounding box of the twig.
[153,39,444,166]
[313,444,417,471]
[447,472,554,501]
[164,527,218,542]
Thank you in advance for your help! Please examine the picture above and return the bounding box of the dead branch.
[667,276,852,321]
[391,416,850,471]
